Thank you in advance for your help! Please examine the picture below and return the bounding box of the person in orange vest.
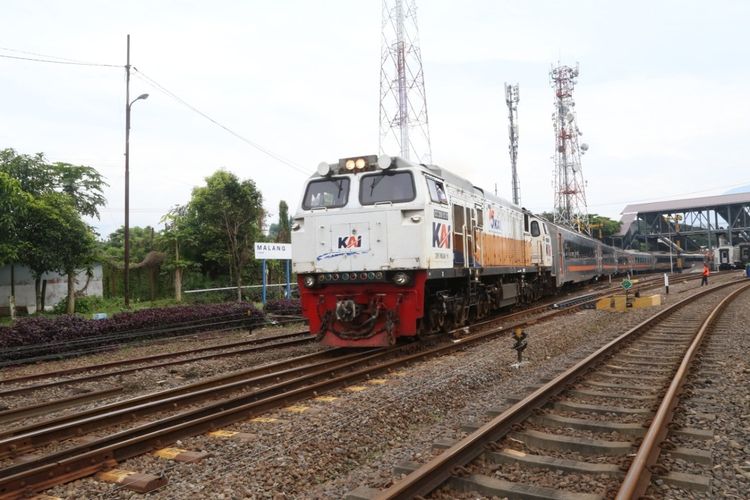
[701,262,710,286]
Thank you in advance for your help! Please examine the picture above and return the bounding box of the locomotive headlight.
[393,272,410,286]
[355,158,366,169]
[345,159,356,171]
[303,275,317,288]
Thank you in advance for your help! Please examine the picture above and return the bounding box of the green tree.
[101,226,157,265]
[0,149,107,218]
[159,205,193,302]
[589,214,622,240]
[19,193,96,312]
[271,200,291,243]
[2,148,107,312]
[0,172,30,265]
[0,149,55,195]
[51,162,107,218]
[185,170,264,301]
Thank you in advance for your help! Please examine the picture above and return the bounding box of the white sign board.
[254,242,292,260]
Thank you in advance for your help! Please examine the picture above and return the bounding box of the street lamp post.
[124,33,148,308]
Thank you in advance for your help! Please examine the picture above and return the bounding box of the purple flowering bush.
[0,302,265,352]
[263,299,302,316]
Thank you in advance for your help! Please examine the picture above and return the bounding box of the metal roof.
[616,191,750,236]
[621,192,750,215]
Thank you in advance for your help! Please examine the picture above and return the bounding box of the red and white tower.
[379,0,432,163]
[551,63,590,234]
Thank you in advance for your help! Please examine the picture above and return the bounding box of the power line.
[132,68,310,176]
[0,46,121,68]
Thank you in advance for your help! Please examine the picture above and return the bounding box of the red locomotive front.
[298,271,426,347]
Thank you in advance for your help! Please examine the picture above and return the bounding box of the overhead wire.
[1,44,311,177]
[132,68,310,176]
[0,46,121,68]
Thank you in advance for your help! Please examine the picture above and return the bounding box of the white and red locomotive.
[292,154,695,347]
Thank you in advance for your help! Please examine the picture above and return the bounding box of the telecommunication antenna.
[379,0,432,163]
[505,83,520,205]
[550,63,590,234]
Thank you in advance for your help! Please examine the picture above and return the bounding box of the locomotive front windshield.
[359,171,415,205]
[302,177,350,209]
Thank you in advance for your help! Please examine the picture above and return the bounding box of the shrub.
[52,295,115,315]
[0,302,265,355]
[264,299,302,316]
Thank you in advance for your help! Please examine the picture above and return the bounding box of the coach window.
[426,177,448,204]
[360,171,416,205]
[530,220,541,237]
[302,177,350,209]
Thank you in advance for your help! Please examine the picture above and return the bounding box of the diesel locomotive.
[291,154,697,347]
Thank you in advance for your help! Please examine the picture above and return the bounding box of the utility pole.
[123,35,149,308]
[505,83,520,205]
[124,34,131,308]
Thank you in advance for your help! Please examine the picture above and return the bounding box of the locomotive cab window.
[426,177,448,204]
[302,177,350,209]
[360,171,415,205]
[530,220,541,237]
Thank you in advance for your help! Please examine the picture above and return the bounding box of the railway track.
[0,274,688,498]
[364,278,750,499]
[1,272,679,401]
[0,314,291,367]
[0,331,313,398]
[0,271,730,497]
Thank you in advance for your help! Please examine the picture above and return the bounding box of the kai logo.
[338,235,362,249]
[432,222,451,249]
[488,208,502,231]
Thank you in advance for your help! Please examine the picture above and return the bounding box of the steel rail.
[0,347,376,451]
[0,333,314,396]
[0,387,124,425]
[374,279,746,499]
[616,281,750,498]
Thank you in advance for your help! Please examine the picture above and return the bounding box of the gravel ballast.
[32,273,748,498]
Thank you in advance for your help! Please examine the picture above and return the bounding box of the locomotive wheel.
[477,294,490,319]
[429,304,445,333]
[454,300,468,326]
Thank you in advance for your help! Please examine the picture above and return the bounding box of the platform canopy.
[613,192,750,252]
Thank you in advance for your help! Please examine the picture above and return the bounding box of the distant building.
[0,264,103,315]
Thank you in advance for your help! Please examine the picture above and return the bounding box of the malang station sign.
[254,242,292,260]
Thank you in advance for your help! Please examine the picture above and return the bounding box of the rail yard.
[0,271,746,498]
[3,1,750,499]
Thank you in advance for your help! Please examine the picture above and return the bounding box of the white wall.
[0,264,103,314]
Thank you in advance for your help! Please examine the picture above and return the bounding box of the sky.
[2,0,749,239]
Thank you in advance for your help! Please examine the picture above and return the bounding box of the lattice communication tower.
[379,0,432,163]
[505,83,520,205]
[551,63,590,234]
